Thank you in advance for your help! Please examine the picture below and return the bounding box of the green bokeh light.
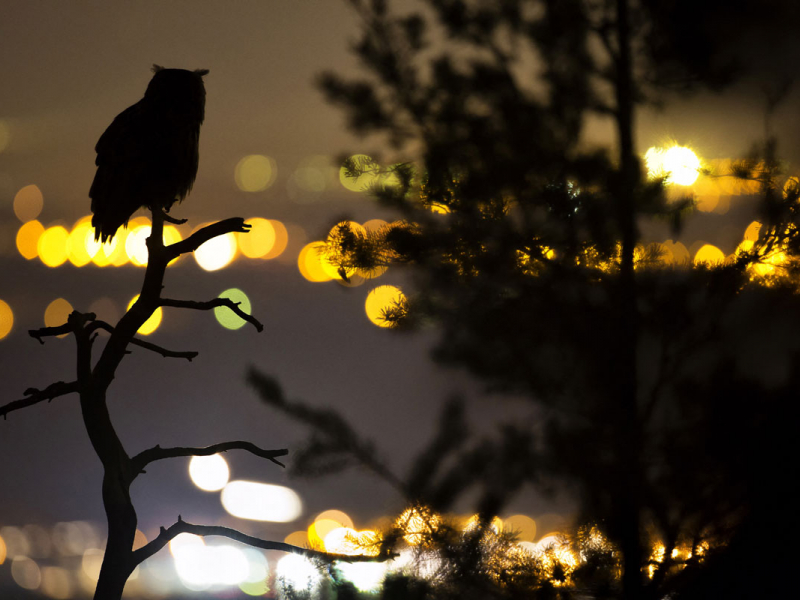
[214,288,251,330]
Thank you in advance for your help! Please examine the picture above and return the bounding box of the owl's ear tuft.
[152,64,165,73]
[195,69,210,77]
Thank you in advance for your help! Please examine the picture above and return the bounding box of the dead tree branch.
[131,441,288,473]
[1,381,79,419]
[87,321,198,361]
[165,218,251,260]
[130,516,395,568]
[161,297,264,332]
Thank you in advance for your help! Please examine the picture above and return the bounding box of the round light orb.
[189,454,230,491]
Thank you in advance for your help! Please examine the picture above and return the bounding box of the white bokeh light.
[188,454,230,492]
[221,480,302,522]
[194,232,237,271]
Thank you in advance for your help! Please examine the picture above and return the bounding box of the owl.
[89,65,209,243]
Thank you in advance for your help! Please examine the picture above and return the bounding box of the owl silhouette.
[89,65,209,243]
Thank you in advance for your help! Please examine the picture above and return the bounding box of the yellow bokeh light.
[315,509,354,530]
[0,532,6,564]
[284,531,310,548]
[504,514,537,542]
[13,184,44,223]
[37,226,69,267]
[67,220,94,267]
[307,519,342,550]
[693,244,725,266]
[188,454,230,491]
[397,507,441,546]
[194,231,237,271]
[0,299,13,340]
[661,240,690,265]
[235,154,277,192]
[44,298,73,330]
[339,154,379,192]
[323,221,364,280]
[81,548,103,581]
[214,288,252,330]
[238,218,276,259]
[265,220,288,259]
[645,145,700,186]
[125,225,151,266]
[16,219,45,260]
[365,285,405,328]
[744,220,762,242]
[127,295,162,336]
[87,233,128,267]
[298,241,333,282]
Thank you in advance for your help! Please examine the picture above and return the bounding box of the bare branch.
[29,324,71,344]
[87,321,198,361]
[161,297,264,332]
[165,218,251,260]
[1,381,79,420]
[131,441,288,473]
[131,516,394,567]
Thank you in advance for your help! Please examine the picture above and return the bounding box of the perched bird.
[90,65,209,242]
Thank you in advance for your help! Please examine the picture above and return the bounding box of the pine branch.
[161,297,264,332]
[131,441,288,473]
[130,516,395,567]
[1,381,79,420]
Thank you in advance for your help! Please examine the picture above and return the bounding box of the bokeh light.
[40,566,73,599]
[340,154,379,192]
[284,531,310,548]
[661,240,690,265]
[0,531,6,564]
[239,218,276,258]
[308,519,343,550]
[124,224,151,267]
[81,548,103,581]
[264,220,288,259]
[504,514,537,542]
[13,184,44,223]
[298,242,333,282]
[0,299,13,340]
[37,225,69,267]
[276,554,321,594]
[172,540,249,590]
[235,154,277,192]
[337,561,387,593]
[397,507,441,546]
[127,295,162,335]
[44,298,73,332]
[214,288,252,330]
[315,509,354,529]
[16,219,45,259]
[194,231,237,271]
[693,244,725,266]
[365,285,405,328]
[67,218,94,267]
[189,454,230,491]
[87,233,128,267]
[221,480,302,522]
[645,145,701,186]
[11,556,42,590]
[744,220,761,241]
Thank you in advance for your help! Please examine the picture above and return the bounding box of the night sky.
[2,0,800,563]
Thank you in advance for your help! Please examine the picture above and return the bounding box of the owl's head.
[145,66,208,120]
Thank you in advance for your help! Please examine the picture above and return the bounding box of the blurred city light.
[188,454,230,491]
[0,299,13,340]
[235,154,277,192]
[214,288,251,330]
[13,184,44,223]
[16,219,44,259]
[194,230,237,271]
[221,480,302,522]
[127,295,162,335]
[365,285,405,328]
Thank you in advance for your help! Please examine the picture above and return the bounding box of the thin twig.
[165,218,251,260]
[161,298,264,332]
[1,381,79,420]
[87,321,198,361]
[131,441,288,473]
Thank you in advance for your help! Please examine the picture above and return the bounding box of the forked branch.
[131,441,288,473]
[161,298,264,332]
[1,381,79,420]
[165,218,251,260]
[130,516,394,568]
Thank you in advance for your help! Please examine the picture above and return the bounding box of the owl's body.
[90,66,208,242]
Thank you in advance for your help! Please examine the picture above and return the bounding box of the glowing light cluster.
[645,145,701,186]
[397,506,441,546]
[170,533,267,592]
[221,480,302,522]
